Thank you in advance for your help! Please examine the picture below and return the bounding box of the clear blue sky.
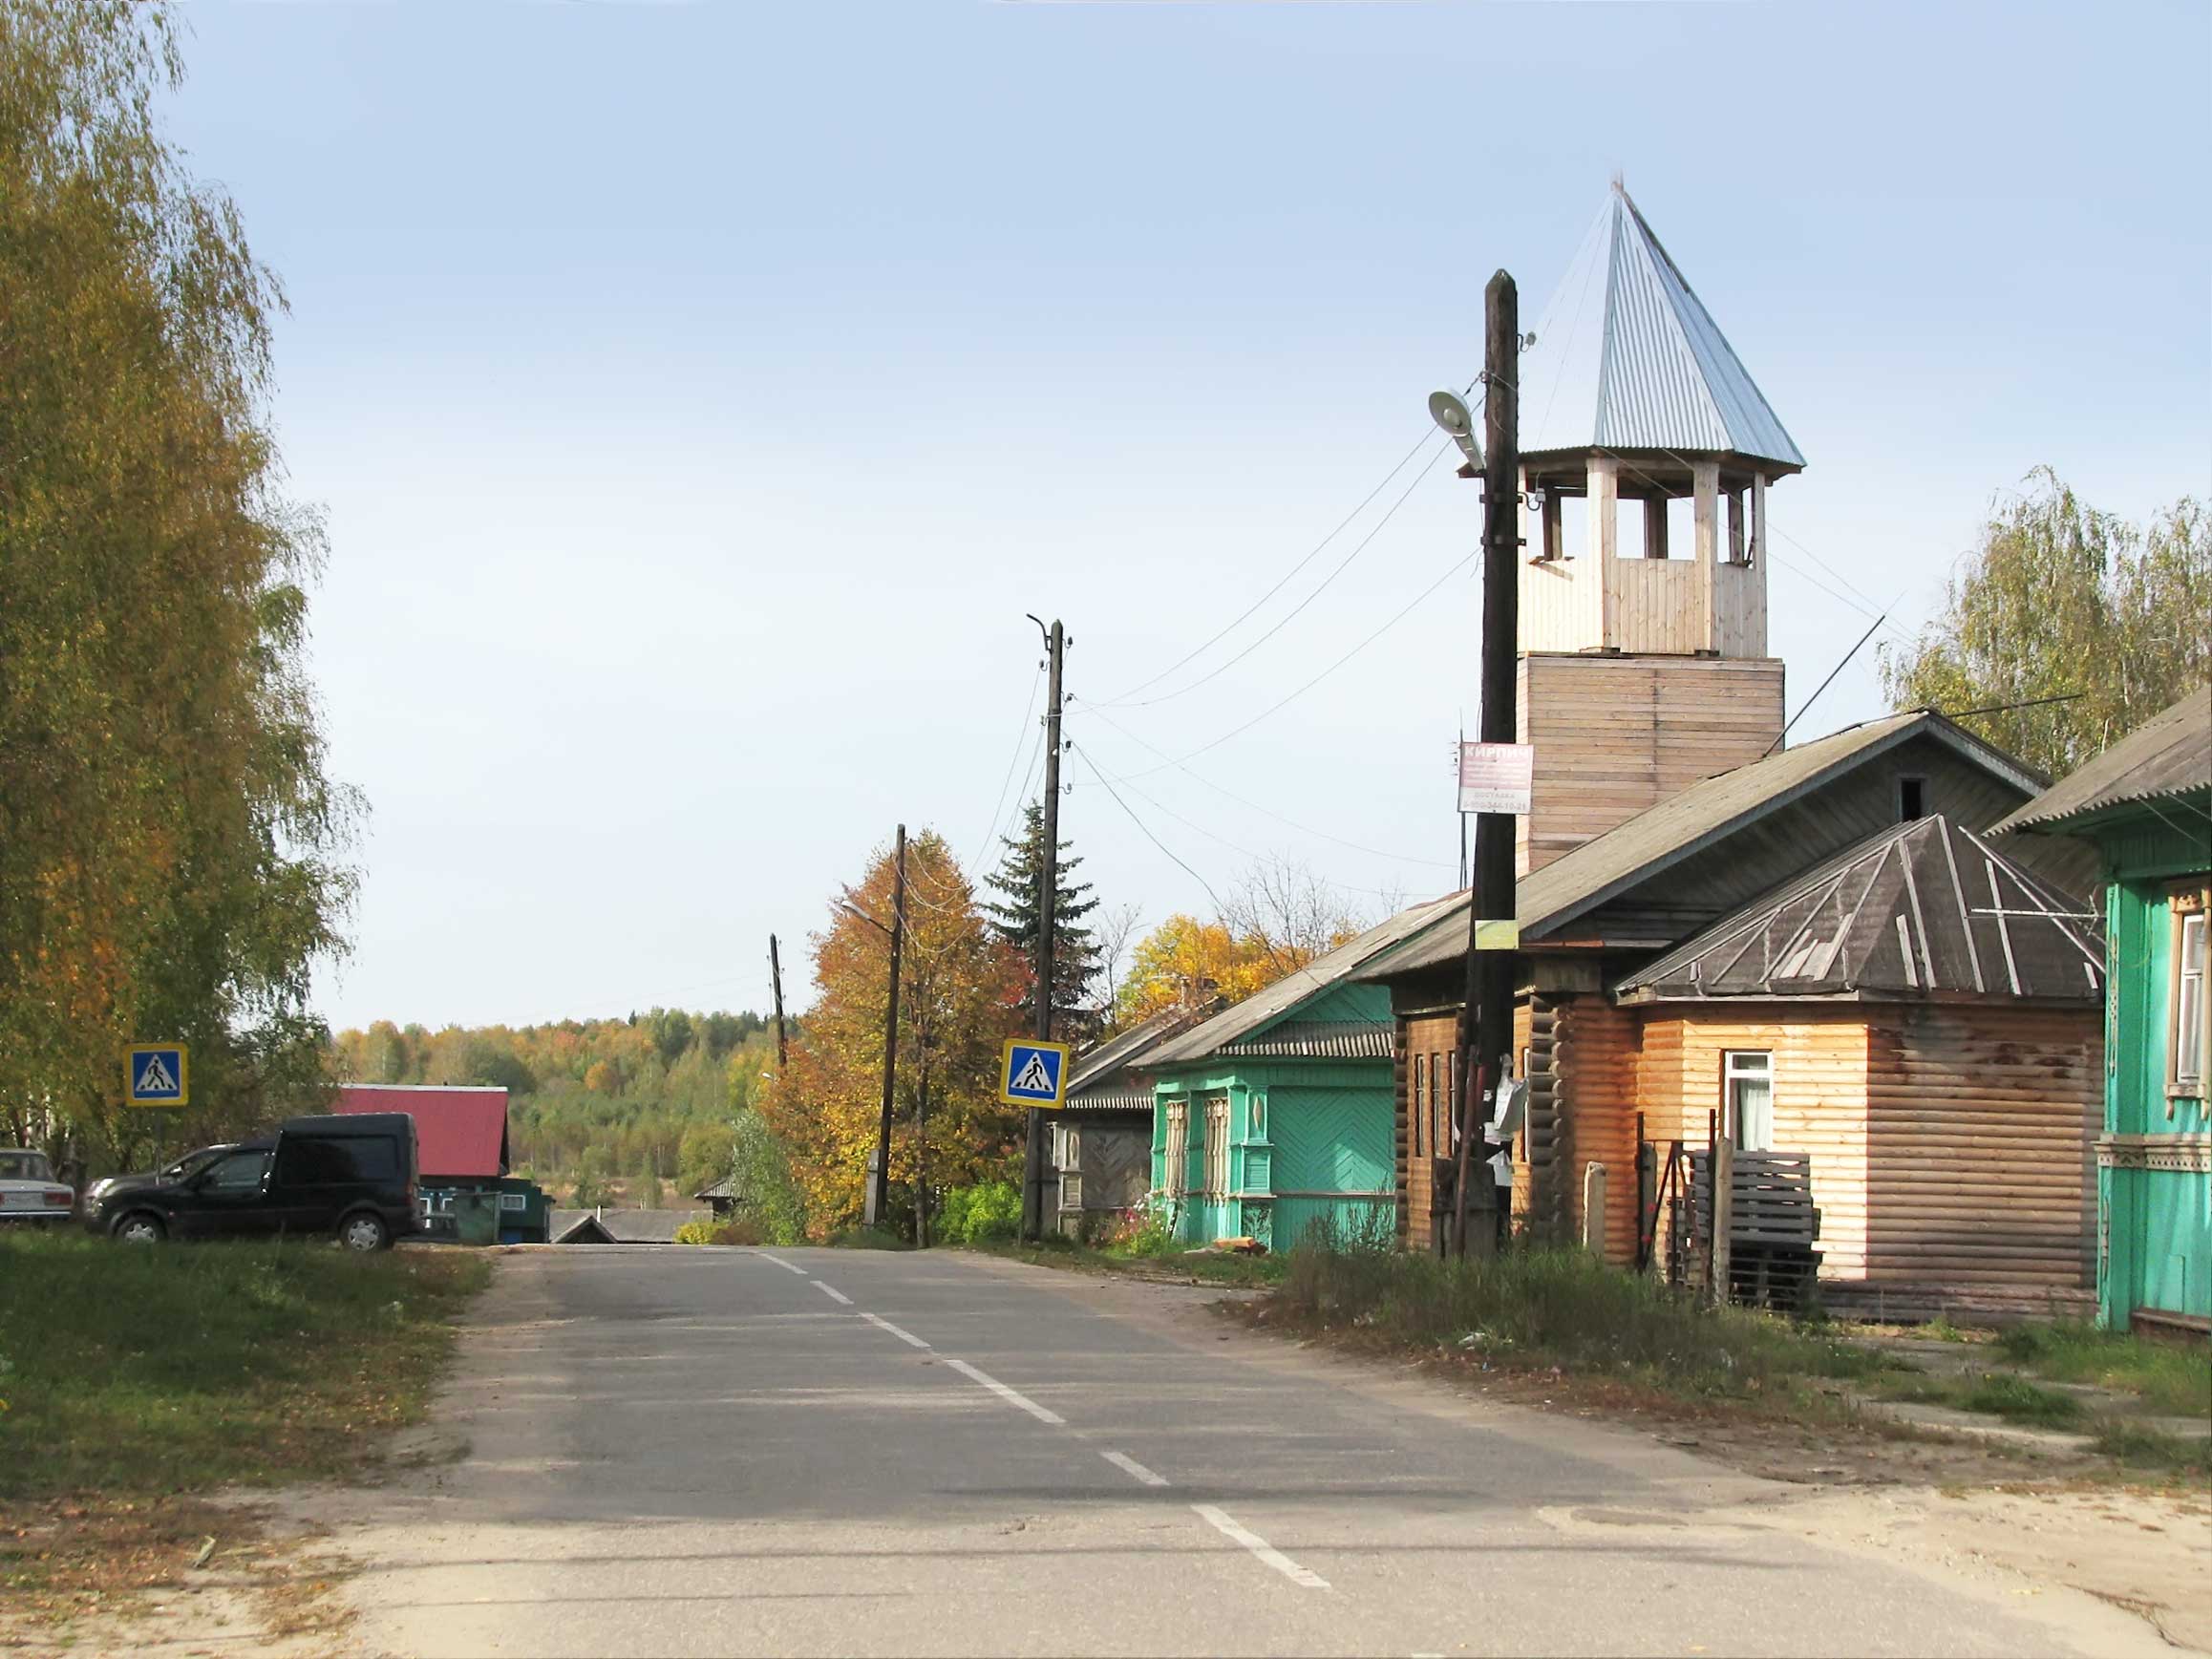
[161,1,2211,1031]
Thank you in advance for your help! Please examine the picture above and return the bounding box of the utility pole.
[868,824,906,1230]
[1453,271,1519,1260]
[1021,616,1065,1243]
[768,933,788,1072]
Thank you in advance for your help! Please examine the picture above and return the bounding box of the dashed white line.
[942,1357,1066,1425]
[860,1311,931,1349]
[812,1280,853,1306]
[757,1252,808,1276]
[1100,1450,1169,1487]
[1191,1503,1330,1590]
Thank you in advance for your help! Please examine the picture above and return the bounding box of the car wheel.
[113,1211,166,1244]
[339,1211,391,1253]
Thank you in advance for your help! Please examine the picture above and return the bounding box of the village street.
[287,1249,2171,1659]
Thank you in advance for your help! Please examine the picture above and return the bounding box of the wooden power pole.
[768,933,788,1072]
[868,824,906,1230]
[1453,271,1520,1259]
[1021,617,1065,1243]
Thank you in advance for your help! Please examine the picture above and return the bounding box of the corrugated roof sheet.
[1065,1008,1198,1099]
[1992,686,2212,835]
[1145,893,1463,1069]
[1218,1020,1395,1061]
[1355,712,2046,981]
[1618,816,2102,1003]
[1520,182,1805,472]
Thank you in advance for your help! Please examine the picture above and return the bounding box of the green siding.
[2080,802,2210,1328]
[1151,1056,1397,1249]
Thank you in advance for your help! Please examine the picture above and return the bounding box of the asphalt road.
[327,1246,2143,1658]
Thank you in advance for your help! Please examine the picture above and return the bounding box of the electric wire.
[1099,541,1483,784]
[1071,694,1457,869]
[968,659,1047,877]
[1103,434,1457,710]
[1069,742,1229,920]
[1096,424,1443,708]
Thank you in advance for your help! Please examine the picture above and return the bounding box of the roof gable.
[1359,712,2046,982]
[1618,816,2102,1003]
[1520,183,1805,471]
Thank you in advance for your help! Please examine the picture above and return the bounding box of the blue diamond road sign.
[998,1039,1070,1109]
[127,1044,188,1107]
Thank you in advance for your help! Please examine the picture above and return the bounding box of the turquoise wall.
[2087,809,2210,1328]
[1151,1055,1396,1250]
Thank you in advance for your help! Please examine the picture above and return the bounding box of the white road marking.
[812,1280,853,1306]
[942,1357,1066,1425]
[1100,1450,1169,1487]
[860,1312,931,1349]
[757,1252,808,1276]
[1191,1503,1330,1590]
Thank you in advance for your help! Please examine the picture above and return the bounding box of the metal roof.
[1617,816,2102,1004]
[1145,893,1463,1069]
[550,1208,708,1244]
[1065,1008,1197,1099]
[1991,686,2212,836]
[1356,712,2046,981]
[1519,181,1805,472]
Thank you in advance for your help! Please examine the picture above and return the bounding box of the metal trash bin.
[450,1189,501,1247]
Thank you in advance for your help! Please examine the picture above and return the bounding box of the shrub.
[938,1180,1022,1245]
[672,1217,766,1246]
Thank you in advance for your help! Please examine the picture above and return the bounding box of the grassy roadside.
[1259,1243,2209,1484]
[965,1234,1287,1288]
[0,1230,488,1617]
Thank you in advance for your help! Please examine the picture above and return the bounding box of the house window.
[1249,1095,1266,1138]
[1723,1051,1773,1151]
[1202,1098,1231,1196]
[1440,1053,1458,1153]
[1162,1101,1187,1197]
[1896,776,1926,822]
[2172,886,2209,1098]
[1412,1055,1428,1158]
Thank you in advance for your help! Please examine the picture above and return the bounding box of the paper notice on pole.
[1457,742,1534,815]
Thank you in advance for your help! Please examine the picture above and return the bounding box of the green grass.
[2089,1419,2212,1476]
[1993,1320,2211,1418]
[1956,1372,2086,1426]
[1272,1242,1883,1399]
[973,1234,1288,1287]
[827,1224,909,1250]
[0,1231,488,1500]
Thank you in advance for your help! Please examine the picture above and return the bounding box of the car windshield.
[0,1150,53,1181]
[162,1145,232,1181]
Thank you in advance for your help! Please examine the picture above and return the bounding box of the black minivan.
[84,1113,419,1250]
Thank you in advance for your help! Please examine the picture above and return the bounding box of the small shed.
[1146,896,1460,1251]
[1616,815,2105,1316]
[1995,686,2212,1333]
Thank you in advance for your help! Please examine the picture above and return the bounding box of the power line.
[1071,694,1457,869]
[968,658,1047,877]
[1070,742,1229,919]
[1104,542,1482,784]
[1102,436,1456,710]
[1095,421,1448,708]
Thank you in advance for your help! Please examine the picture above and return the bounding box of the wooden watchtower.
[1512,182,1803,874]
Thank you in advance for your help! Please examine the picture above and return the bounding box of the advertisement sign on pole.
[1457,742,1534,816]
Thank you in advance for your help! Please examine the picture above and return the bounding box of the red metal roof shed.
[335,1084,510,1179]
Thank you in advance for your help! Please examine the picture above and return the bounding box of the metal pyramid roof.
[1615,816,2103,1004]
[1519,182,1805,472]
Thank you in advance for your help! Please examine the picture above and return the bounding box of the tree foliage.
[761,831,1025,1237]
[0,2,358,1166]
[1880,469,2211,777]
[1116,859,1369,1025]
[982,799,1104,1042]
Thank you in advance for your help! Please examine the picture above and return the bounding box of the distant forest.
[330,1010,778,1202]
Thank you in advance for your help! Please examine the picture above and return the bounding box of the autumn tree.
[982,800,1105,1043]
[0,3,359,1165]
[1115,860,1369,1025]
[1881,469,2211,777]
[762,831,1025,1236]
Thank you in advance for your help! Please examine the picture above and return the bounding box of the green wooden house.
[1144,897,1459,1251]
[1997,687,2211,1333]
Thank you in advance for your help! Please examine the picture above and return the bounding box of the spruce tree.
[983,800,1104,1043]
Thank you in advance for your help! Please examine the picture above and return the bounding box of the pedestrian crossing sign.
[126,1044,188,1107]
[999,1038,1071,1109]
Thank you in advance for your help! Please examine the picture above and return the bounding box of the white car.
[0,1148,75,1224]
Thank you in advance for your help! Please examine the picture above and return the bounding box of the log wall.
[1555,993,1644,1266]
